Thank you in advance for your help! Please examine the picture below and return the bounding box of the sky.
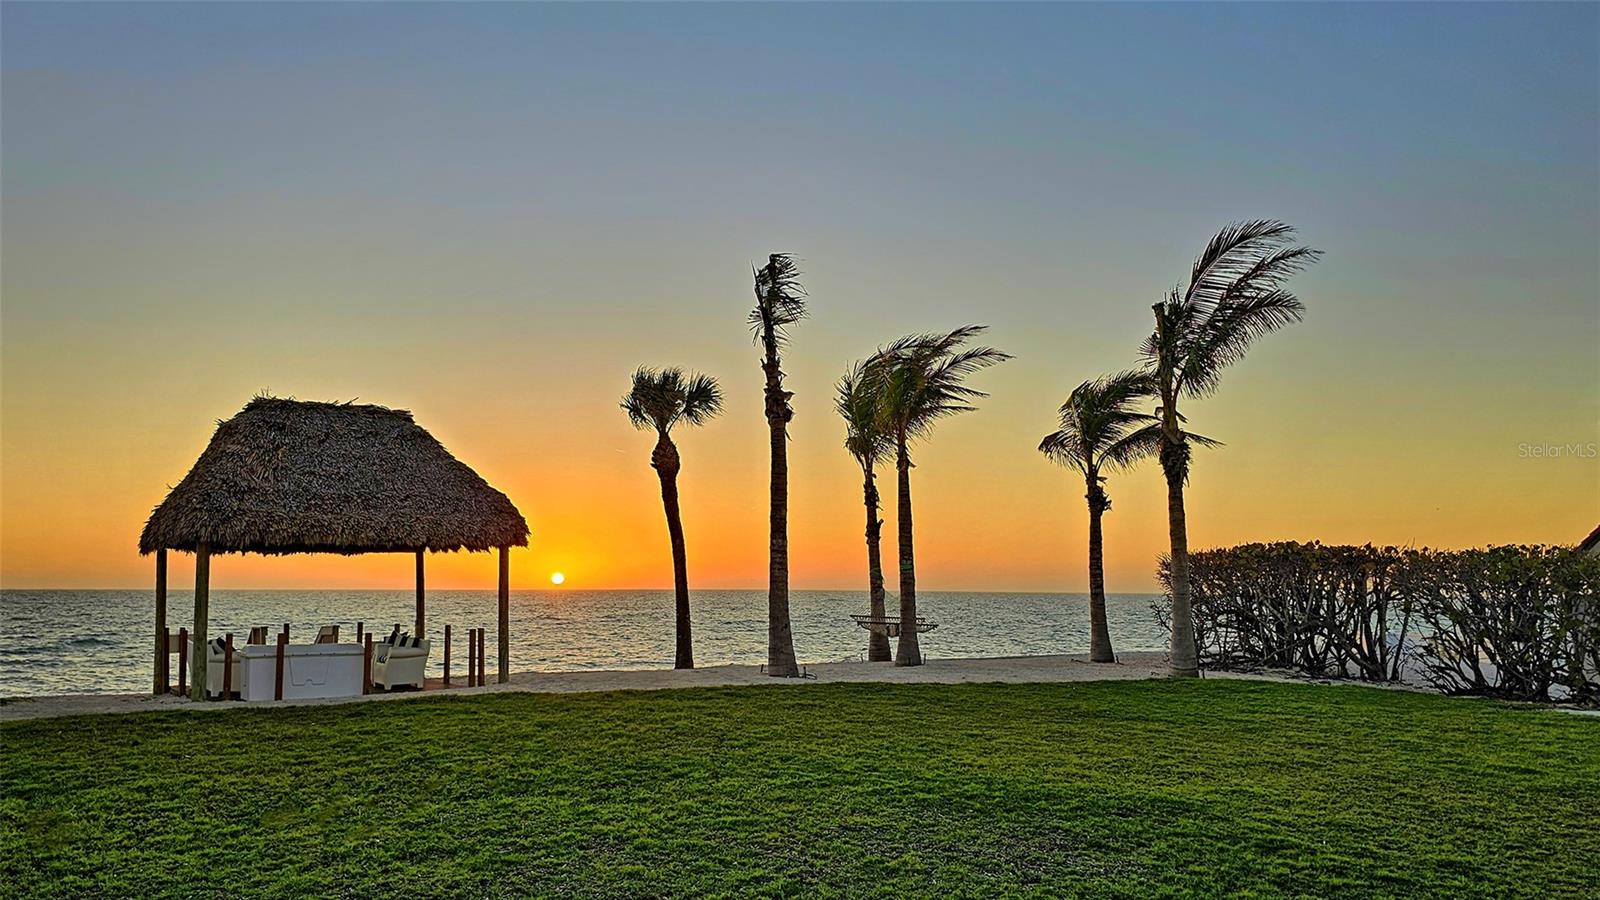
[2,2,1597,593]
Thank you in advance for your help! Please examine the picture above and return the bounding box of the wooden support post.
[478,628,487,687]
[466,629,476,687]
[282,622,290,642]
[415,549,426,639]
[153,549,167,695]
[497,546,510,684]
[356,621,364,644]
[189,545,210,702]
[159,629,171,695]
[274,632,287,701]
[222,633,234,699]
[363,634,373,695]
[443,624,452,686]
[177,627,189,696]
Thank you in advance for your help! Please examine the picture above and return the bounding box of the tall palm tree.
[750,253,805,677]
[622,366,724,670]
[867,326,1010,666]
[836,361,893,662]
[1143,220,1321,677]
[1039,371,1214,663]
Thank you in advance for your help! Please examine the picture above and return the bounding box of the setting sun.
[550,572,566,585]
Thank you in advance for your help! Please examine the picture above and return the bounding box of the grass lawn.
[3,680,1597,898]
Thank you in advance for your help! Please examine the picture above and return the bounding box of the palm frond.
[621,366,723,434]
[681,373,725,426]
[1040,369,1158,475]
[1186,219,1299,312]
[749,253,808,348]
[1098,423,1162,471]
[836,361,891,469]
[1144,221,1320,401]
[1103,423,1222,470]
[870,326,1010,448]
[1181,289,1306,398]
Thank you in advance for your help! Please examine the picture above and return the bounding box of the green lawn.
[3,680,1596,899]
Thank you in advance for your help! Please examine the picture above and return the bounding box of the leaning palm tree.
[1142,220,1321,677]
[867,326,1010,666]
[750,253,806,677]
[1039,371,1215,663]
[836,361,893,662]
[621,366,724,670]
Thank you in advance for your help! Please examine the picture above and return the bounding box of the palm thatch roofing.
[1580,524,1600,557]
[140,397,529,555]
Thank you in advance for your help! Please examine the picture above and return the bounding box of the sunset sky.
[3,2,1596,593]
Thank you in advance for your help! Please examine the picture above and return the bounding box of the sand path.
[3,652,1180,722]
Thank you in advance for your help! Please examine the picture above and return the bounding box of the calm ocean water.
[0,589,1167,697]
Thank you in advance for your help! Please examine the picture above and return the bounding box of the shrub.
[1155,542,1599,704]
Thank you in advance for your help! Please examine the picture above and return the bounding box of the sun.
[550,571,566,585]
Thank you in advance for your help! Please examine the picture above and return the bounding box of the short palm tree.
[621,366,724,670]
[1039,370,1208,663]
[836,361,893,662]
[1143,220,1320,677]
[867,326,1010,666]
[750,253,806,677]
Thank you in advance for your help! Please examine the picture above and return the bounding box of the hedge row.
[1154,542,1600,704]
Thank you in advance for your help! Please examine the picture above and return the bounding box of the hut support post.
[177,627,188,696]
[275,632,287,700]
[190,544,210,702]
[153,549,168,695]
[498,546,509,684]
[415,550,426,638]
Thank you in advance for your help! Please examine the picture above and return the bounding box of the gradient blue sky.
[4,2,1597,590]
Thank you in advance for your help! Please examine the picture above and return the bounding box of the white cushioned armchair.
[371,635,430,690]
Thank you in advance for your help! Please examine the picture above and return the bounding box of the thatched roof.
[1579,524,1600,557]
[140,397,529,555]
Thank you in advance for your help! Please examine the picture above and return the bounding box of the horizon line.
[0,585,1165,596]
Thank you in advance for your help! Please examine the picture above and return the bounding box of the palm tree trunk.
[763,349,799,677]
[1165,460,1199,677]
[1085,476,1115,664]
[652,434,693,669]
[894,439,922,666]
[1154,305,1198,679]
[863,468,891,662]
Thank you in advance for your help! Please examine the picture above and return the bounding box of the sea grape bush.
[1154,542,1599,705]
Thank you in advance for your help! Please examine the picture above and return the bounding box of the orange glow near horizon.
[2,358,1595,594]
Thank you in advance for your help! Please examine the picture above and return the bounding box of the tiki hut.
[141,396,530,699]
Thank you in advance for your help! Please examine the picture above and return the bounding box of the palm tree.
[622,366,724,670]
[1039,371,1210,663]
[867,326,1010,666]
[836,361,893,662]
[1143,220,1321,677]
[750,253,805,677]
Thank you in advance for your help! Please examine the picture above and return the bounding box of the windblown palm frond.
[622,367,724,434]
[836,361,890,470]
[1143,220,1321,400]
[868,326,1011,449]
[1099,422,1222,471]
[749,253,808,349]
[1037,370,1158,475]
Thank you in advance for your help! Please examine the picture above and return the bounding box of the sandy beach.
[3,651,1177,722]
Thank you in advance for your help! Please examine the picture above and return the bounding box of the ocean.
[0,589,1168,697]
